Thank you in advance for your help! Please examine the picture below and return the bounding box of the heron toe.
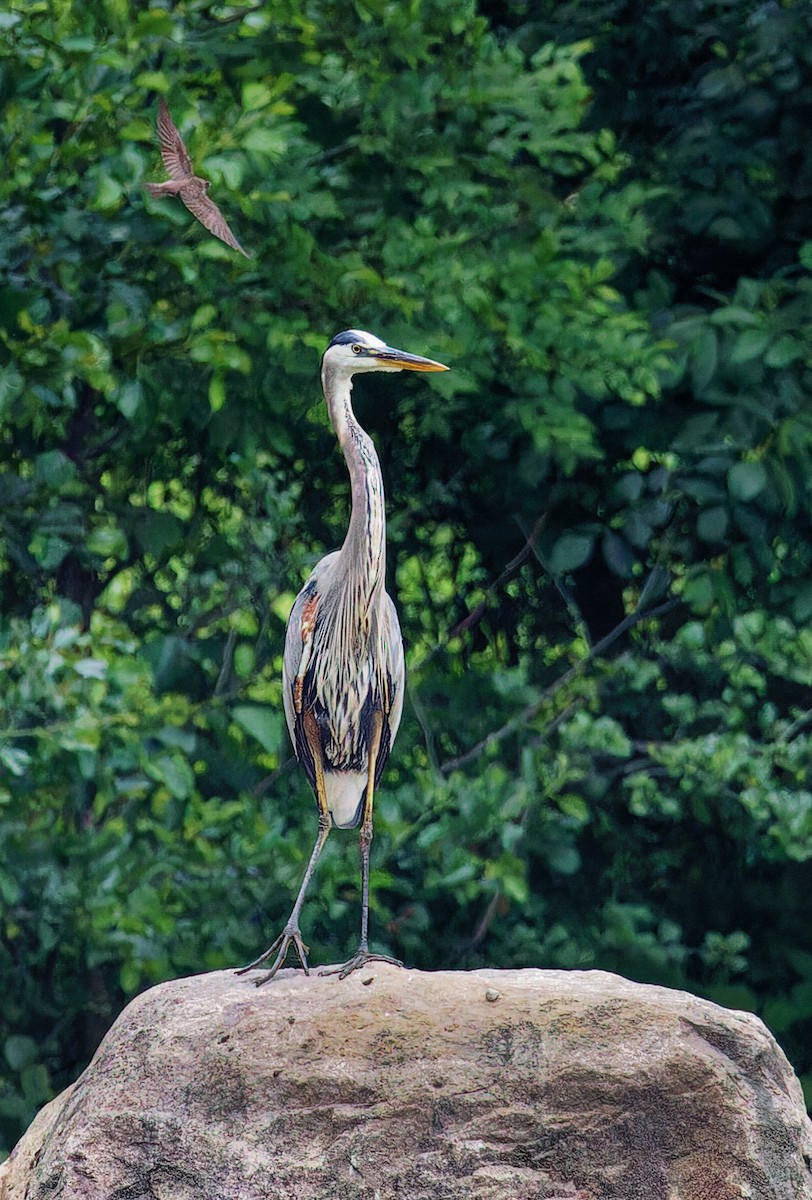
[320,949,404,981]
[236,926,311,986]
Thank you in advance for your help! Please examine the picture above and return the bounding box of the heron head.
[322,329,448,377]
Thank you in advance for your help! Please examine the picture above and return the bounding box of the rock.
[2,966,811,1199]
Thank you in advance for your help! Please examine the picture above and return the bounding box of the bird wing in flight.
[179,189,253,258]
[156,98,194,180]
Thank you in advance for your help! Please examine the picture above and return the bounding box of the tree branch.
[448,513,548,641]
[439,595,681,774]
[250,754,296,798]
[411,512,548,676]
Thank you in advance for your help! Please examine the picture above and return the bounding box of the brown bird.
[144,98,252,258]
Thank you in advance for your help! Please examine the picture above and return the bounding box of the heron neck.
[322,367,387,609]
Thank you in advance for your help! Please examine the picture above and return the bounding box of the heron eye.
[351,344,363,354]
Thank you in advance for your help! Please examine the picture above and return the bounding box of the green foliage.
[2,0,812,1156]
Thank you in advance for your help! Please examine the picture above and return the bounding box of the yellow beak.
[372,346,449,372]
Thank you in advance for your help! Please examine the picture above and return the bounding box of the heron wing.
[281,599,303,752]
[373,591,405,787]
[180,189,252,258]
[381,592,405,739]
[282,553,340,789]
[156,99,194,180]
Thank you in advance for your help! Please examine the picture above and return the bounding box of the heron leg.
[321,710,403,981]
[237,710,332,987]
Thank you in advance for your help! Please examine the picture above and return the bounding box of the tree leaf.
[730,330,770,365]
[728,461,767,502]
[697,506,729,543]
[548,533,594,575]
[232,706,282,755]
[4,1036,37,1073]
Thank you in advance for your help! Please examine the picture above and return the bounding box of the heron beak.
[373,346,449,372]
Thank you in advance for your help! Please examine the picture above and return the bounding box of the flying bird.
[238,330,448,984]
[143,98,252,258]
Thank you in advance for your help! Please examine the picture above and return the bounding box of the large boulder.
[2,966,811,1199]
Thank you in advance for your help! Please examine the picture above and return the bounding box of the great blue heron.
[144,99,252,258]
[239,329,448,984]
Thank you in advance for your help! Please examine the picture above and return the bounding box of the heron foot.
[236,926,310,987]
[319,949,404,981]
